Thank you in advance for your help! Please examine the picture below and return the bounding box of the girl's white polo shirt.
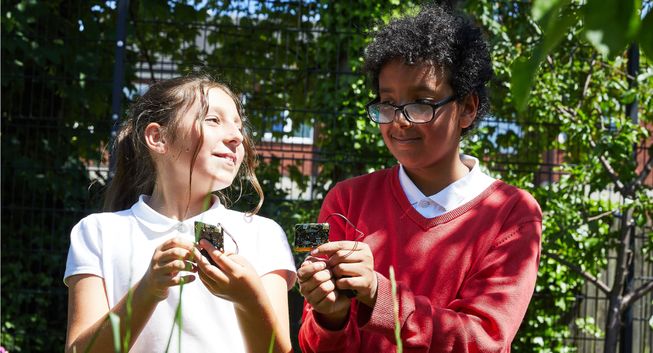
[64,195,296,353]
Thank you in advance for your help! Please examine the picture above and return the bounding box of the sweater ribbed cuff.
[309,307,355,340]
[359,272,409,337]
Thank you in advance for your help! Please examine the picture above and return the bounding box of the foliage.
[2,1,114,351]
[467,0,653,352]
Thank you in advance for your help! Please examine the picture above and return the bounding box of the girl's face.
[377,60,474,172]
[170,87,245,194]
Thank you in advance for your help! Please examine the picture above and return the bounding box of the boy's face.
[377,60,474,173]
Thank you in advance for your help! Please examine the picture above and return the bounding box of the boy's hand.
[312,241,378,308]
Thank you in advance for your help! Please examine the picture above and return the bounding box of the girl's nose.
[225,123,243,145]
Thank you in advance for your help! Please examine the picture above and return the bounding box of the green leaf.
[583,0,641,57]
[511,4,575,111]
[639,9,653,60]
[511,57,536,112]
[532,0,568,22]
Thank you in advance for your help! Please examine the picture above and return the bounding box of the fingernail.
[310,248,318,255]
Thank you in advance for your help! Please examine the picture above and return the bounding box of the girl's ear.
[144,123,167,154]
[458,93,479,129]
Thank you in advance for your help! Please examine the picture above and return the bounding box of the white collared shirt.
[399,154,496,218]
[64,196,296,353]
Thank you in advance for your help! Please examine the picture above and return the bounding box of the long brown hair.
[103,74,264,214]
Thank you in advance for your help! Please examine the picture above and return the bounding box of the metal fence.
[1,1,651,352]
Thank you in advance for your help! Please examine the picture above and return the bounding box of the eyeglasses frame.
[365,95,456,124]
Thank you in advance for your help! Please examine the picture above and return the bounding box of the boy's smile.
[377,60,477,195]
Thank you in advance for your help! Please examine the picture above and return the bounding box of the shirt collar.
[398,154,489,213]
[130,194,224,234]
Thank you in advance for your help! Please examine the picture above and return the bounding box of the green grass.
[389,266,403,353]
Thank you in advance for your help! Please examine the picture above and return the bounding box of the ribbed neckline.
[388,165,506,230]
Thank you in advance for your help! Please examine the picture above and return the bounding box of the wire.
[220,223,240,254]
[324,212,365,259]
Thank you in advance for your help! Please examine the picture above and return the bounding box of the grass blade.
[108,312,121,353]
[267,331,276,353]
[389,266,403,353]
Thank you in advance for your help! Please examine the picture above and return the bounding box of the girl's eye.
[205,116,220,124]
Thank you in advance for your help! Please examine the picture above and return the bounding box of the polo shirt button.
[177,223,187,232]
[418,200,430,208]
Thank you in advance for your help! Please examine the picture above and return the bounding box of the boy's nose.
[392,109,412,128]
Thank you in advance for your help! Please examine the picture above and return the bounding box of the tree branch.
[541,249,611,294]
[611,207,635,305]
[631,154,653,189]
[129,0,157,83]
[576,58,596,111]
[587,209,617,222]
[622,280,653,310]
[587,136,626,192]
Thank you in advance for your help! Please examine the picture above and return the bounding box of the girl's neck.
[404,154,470,196]
[146,186,214,221]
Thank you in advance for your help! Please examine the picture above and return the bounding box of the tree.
[468,0,653,351]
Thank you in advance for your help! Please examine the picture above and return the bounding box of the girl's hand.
[196,239,265,307]
[312,241,378,308]
[142,237,199,301]
[297,256,351,328]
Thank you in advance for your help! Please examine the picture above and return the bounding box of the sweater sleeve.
[298,301,361,353]
[358,220,542,352]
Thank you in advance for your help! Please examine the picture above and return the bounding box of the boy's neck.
[403,155,470,196]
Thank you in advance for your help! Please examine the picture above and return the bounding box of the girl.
[64,75,296,353]
[297,4,542,353]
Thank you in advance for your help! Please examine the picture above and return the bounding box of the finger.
[210,251,243,275]
[330,262,366,278]
[297,261,327,282]
[197,259,230,283]
[198,239,233,269]
[197,239,229,265]
[160,237,196,252]
[299,255,328,269]
[198,272,220,293]
[334,276,365,291]
[327,250,367,266]
[313,290,338,310]
[311,241,359,256]
[171,274,196,286]
[158,247,195,263]
[299,269,334,293]
[163,259,191,274]
[303,279,337,304]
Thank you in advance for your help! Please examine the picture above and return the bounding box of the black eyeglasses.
[365,95,456,124]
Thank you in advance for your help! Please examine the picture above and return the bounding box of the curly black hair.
[363,3,493,135]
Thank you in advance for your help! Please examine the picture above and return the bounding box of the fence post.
[619,41,638,353]
[109,0,130,177]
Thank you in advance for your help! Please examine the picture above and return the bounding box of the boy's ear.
[458,93,479,130]
[144,123,167,154]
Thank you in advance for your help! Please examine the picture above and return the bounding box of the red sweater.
[298,165,542,353]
